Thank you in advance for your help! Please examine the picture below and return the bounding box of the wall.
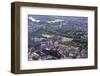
[0,0,99,76]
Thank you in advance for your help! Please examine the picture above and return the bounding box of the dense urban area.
[28,15,88,61]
